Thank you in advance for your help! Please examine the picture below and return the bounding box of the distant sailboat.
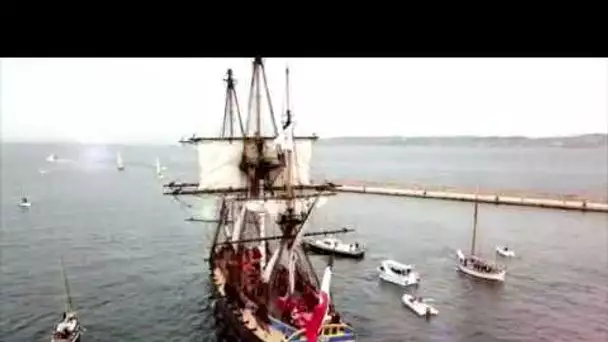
[116,152,125,171]
[19,197,32,208]
[155,157,164,179]
[456,200,506,282]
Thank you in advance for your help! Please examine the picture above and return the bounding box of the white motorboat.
[456,200,507,282]
[496,246,515,257]
[401,293,439,317]
[377,259,420,286]
[304,236,365,259]
[46,154,58,162]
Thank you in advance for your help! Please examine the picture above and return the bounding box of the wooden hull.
[209,266,356,342]
[303,241,365,259]
[51,332,80,342]
[212,296,264,342]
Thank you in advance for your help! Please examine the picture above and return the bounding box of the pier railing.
[331,181,608,213]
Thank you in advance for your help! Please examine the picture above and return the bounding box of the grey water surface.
[1,142,607,342]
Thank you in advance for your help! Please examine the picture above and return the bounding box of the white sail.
[230,205,248,249]
[197,140,248,191]
[271,121,315,186]
[258,212,267,269]
[156,157,162,175]
[281,138,314,186]
[245,198,313,218]
[199,196,219,221]
[116,153,124,169]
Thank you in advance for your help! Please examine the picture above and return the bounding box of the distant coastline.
[1,133,607,148]
[320,133,608,148]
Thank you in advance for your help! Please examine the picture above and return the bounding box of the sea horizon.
[1,132,607,147]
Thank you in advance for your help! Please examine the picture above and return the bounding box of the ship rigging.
[164,58,356,342]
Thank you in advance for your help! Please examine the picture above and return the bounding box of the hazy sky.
[1,58,606,143]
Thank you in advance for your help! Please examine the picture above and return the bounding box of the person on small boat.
[504,246,509,251]
[21,197,28,204]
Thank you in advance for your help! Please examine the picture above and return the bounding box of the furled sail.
[196,140,248,191]
[243,197,321,219]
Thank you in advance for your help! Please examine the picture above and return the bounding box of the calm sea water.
[1,142,607,342]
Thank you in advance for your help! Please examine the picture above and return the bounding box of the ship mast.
[220,69,245,138]
[165,58,330,199]
[60,257,73,313]
[284,66,294,210]
[471,199,479,256]
[163,57,342,288]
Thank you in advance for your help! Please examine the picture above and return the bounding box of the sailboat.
[164,58,356,342]
[116,152,125,171]
[51,258,83,342]
[156,157,164,179]
[456,200,506,282]
[19,197,32,208]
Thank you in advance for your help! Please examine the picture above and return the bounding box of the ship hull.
[212,295,264,342]
[303,241,365,260]
[209,267,356,342]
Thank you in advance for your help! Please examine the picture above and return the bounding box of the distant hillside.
[321,134,608,148]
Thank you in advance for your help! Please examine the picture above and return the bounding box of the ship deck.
[213,267,287,341]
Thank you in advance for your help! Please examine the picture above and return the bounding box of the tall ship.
[164,57,356,341]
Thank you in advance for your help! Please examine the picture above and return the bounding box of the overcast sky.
[1,58,606,143]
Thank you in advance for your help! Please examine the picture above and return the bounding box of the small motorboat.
[496,246,515,257]
[46,154,58,162]
[51,311,82,342]
[303,237,365,259]
[377,259,420,286]
[18,197,31,207]
[401,293,439,317]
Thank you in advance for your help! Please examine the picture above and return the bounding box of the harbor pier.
[334,182,608,213]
